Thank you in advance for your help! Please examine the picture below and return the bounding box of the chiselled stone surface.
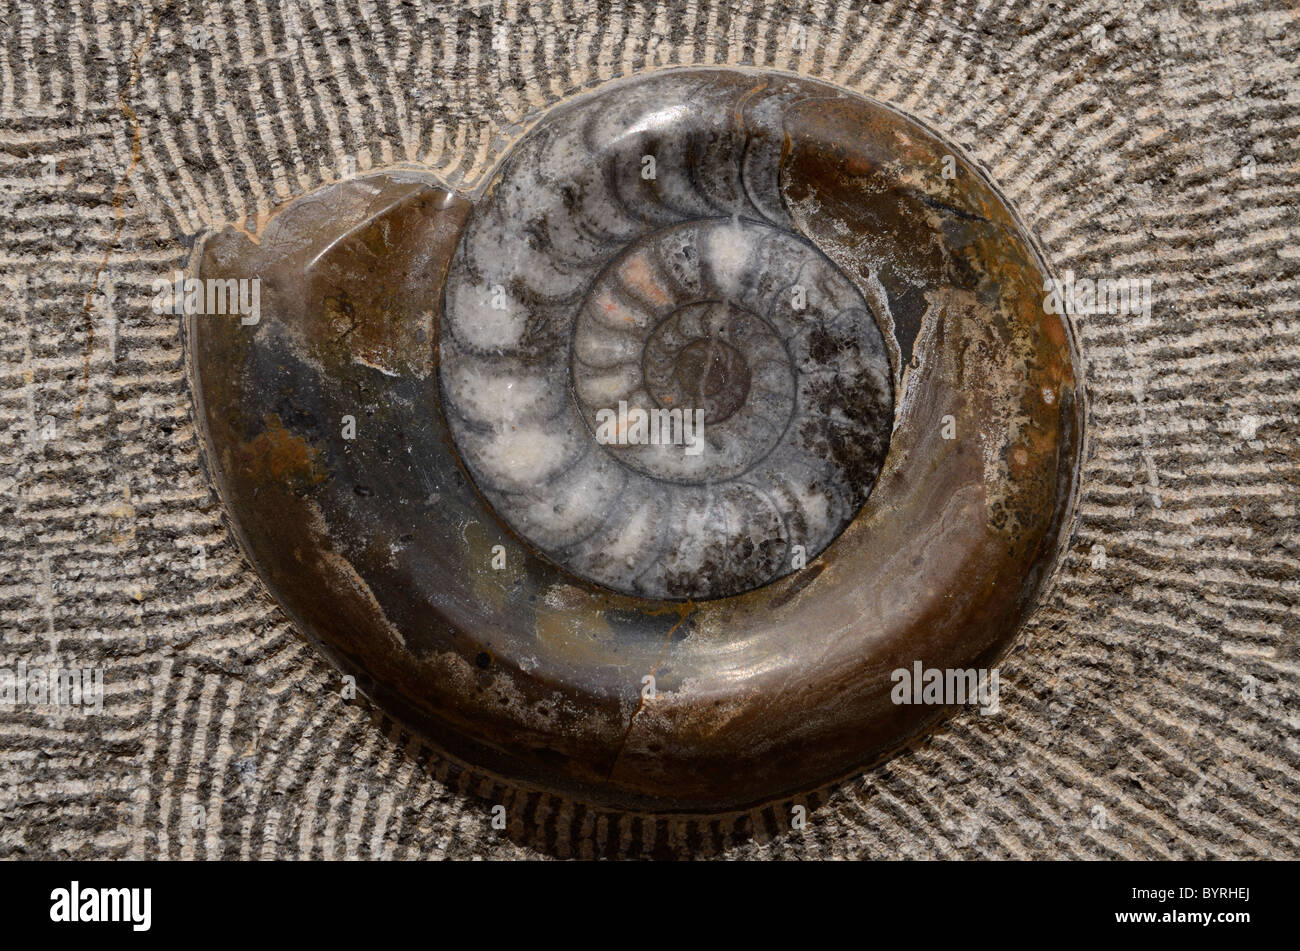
[1,0,1296,858]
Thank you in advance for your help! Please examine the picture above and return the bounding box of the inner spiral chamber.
[439,72,895,600]
[641,299,762,427]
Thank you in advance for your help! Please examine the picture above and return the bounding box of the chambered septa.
[438,74,893,600]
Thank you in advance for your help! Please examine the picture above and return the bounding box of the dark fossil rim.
[184,65,1088,813]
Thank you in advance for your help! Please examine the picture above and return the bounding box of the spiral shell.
[188,67,1082,811]
[439,73,893,599]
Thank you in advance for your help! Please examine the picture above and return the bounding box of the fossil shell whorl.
[439,73,894,600]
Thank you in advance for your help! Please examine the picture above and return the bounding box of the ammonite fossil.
[186,68,1081,812]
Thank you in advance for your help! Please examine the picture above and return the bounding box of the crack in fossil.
[604,604,695,783]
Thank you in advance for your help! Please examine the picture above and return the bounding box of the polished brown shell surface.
[186,68,1081,812]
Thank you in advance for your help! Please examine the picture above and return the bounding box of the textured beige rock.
[0,0,1296,858]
